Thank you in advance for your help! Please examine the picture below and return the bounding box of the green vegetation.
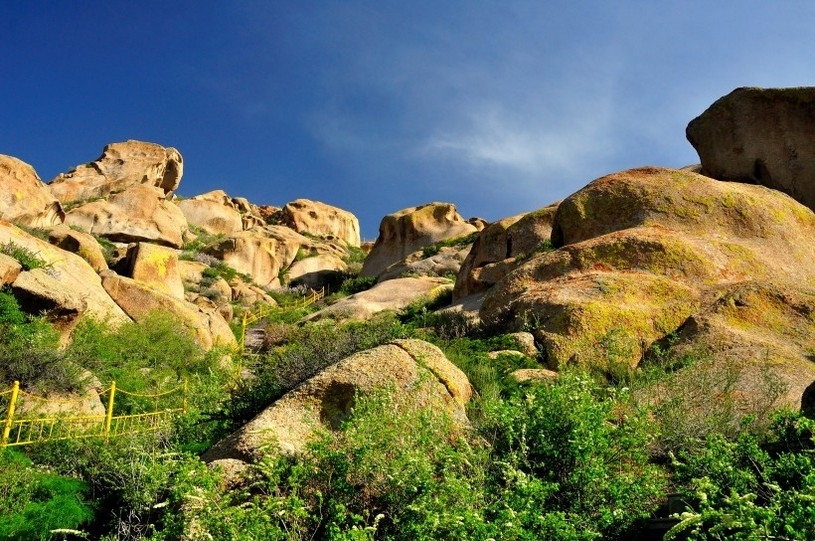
[2,280,814,540]
[421,232,478,259]
[0,242,51,271]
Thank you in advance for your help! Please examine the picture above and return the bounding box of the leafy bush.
[0,242,50,271]
[481,373,666,539]
[338,275,377,296]
[0,290,80,392]
[0,449,95,541]
[666,411,815,540]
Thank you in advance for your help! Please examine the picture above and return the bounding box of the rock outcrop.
[281,199,361,247]
[65,184,188,248]
[47,224,108,272]
[305,276,452,322]
[482,167,815,393]
[48,140,182,206]
[286,254,347,288]
[0,222,130,327]
[101,271,236,350]
[177,191,243,236]
[202,338,472,461]
[361,202,478,278]
[204,227,306,288]
[0,155,65,228]
[687,87,815,212]
[454,203,558,301]
[122,243,185,300]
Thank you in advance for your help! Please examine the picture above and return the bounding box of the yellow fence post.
[104,381,116,440]
[1,381,20,447]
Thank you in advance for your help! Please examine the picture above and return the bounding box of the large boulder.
[122,243,185,300]
[280,199,361,247]
[11,268,87,338]
[201,338,472,461]
[204,227,306,288]
[0,155,64,227]
[286,254,347,288]
[482,167,815,395]
[47,224,108,272]
[177,191,243,236]
[100,271,236,351]
[454,203,558,301]
[48,140,183,206]
[687,87,815,211]
[305,276,452,322]
[0,221,130,327]
[361,202,477,278]
[65,184,188,248]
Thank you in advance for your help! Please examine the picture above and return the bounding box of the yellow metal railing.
[0,379,186,448]
[238,286,326,351]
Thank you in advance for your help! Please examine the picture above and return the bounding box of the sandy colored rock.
[509,369,559,384]
[204,227,305,288]
[483,167,815,377]
[48,140,182,206]
[230,279,276,306]
[0,221,130,326]
[12,268,87,338]
[201,338,472,461]
[508,332,538,358]
[0,154,64,228]
[281,199,361,247]
[16,371,106,418]
[687,87,815,212]
[65,184,188,248]
[454,204,557,300]
[305,276,452,322]
[286,254,347,288]
[378,245,472,282]
[0,253,22,285]
[177,191,243,236]
[361,202,478,278]
[123,243,185,300]
[47,224,108,272]
[101,271,236,350]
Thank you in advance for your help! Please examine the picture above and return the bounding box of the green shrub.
[0,449,95,541]
[0,242,50,271]
[666,411,815,540]
[338,275,377,296]
[481,373,666,539]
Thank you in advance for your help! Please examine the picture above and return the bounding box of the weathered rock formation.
[481,167,815,405]
[101,271,236,350]
[65,184,188,248]
[0,155,65,227]
[286,254,347,288]
[48,140,182,206]
[454,203,558,301]
[122,243,185,300]
[305,276,452,322]
[687,87,815,212]
[281,198,361,247]
[0,222,130,327]
[177,190,244,236]
[202,338,472,462]
[361,202,478,278]
[47,224,108,272]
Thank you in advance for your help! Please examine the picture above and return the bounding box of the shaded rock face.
[281,199,361,247]
[286,254,348,289]
[65,184,188,248]
[454,203,558,301]
[361,202,478,278]
[0,155,65,227]
[687,87,815,211]
[305,276,452,322]
[482,167,815,389]
[47,224,108,272]
[202,338,472,462]
[48,140,182,206]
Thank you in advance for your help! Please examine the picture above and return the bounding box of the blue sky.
[3,1,814,239]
